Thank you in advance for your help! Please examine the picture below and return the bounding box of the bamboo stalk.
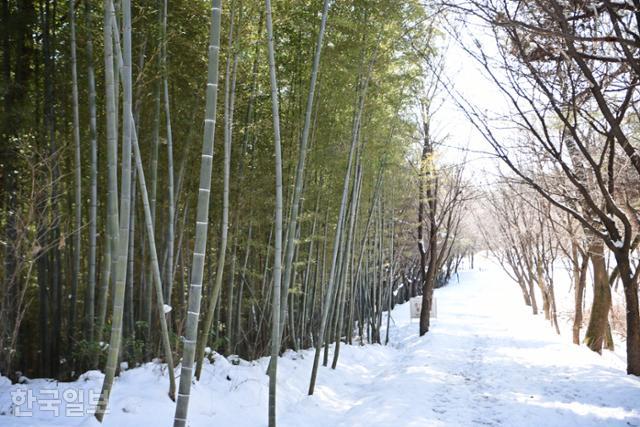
[173,1,222,425]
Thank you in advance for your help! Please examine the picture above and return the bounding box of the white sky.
[430,20,512,186]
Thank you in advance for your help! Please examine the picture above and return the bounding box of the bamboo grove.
[0,0,471,424]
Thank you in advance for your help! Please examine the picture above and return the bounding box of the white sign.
[409,297,437,321]
[410,299,422,319]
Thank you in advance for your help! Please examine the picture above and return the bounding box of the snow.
[2,255,639,426]
[393,282,404,296]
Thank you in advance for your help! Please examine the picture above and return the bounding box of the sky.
[431,18,512,185]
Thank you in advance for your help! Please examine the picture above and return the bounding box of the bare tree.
[445,0,640,374]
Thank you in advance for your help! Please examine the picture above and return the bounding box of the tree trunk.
[573,245,589,345]
[419,111,437,337]
[527,269,538,315]
[516,276,532,307]
[613,252,640,375]
[535,260,550,321]
[584,241,612,353]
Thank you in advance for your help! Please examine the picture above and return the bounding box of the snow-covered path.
[279,260,640,427]
[2,257,640,426]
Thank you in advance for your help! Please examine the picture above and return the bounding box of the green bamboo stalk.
[144,2,162,355]
[161,0,176,305]
[265,0,284,424]
[85,0,98,343]
[69,0,81,353]
[173,1,222,425]
[385,206,394,346]
[95,0,133,420]
[332,161,363,369]
[194,2,237,378]
[131,113,177,400]
[95,0,120,363]
[106,0,178,401]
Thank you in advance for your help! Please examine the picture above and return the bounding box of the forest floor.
[2,256,640,426]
